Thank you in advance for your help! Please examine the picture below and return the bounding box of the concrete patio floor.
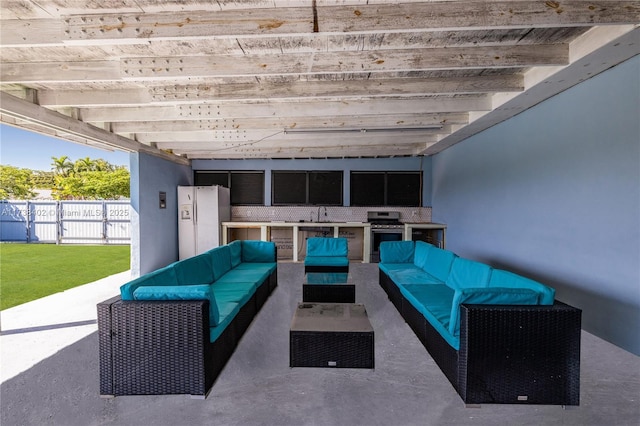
[1,262,639,426]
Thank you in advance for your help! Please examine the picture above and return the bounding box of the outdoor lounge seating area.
[378,240,582,406]
[96,239,582,404]
[97,240,277,398]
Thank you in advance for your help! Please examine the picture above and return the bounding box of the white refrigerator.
[178,185,231,260]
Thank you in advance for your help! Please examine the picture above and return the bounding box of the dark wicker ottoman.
[290,303,374,369]
[302,272,355,303]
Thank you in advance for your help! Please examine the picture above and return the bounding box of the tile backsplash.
[231,206,432,223]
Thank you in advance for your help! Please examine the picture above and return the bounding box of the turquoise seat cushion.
[208,245,232,281]
[422,246,456,282]
[449,287,542,337]
[489,269,555,305]
[216,267,271,286]
[380,241,414,264]
[306,237,348,257]
[304,256,349,267]
[445,257,492,290]
[242,240,276,263]
[233,262,277,275]
[228,240,242,268]
[132,284,220,326]
[387,268,444,285]
[378,263,417,276]
[209,297,241,342]
[401,284,459,350]
[120,265,178,300]
[172,252,214,284]
[212,281,255,305]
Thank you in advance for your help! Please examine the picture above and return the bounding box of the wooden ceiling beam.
[78,96,491,122]
[177,144,425,159]
[121,45,568,78]
[36,75,523,107]
[2,2,637,46]
[0,45,565,83]
[317,1,640,33]
[154,133,438,150]
[109,113,469,133]
[138,128,447,144]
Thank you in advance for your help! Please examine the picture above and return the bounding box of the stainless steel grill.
[368,211,404,262]
[367,211,403,229]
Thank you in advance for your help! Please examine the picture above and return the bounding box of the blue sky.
[0,124,130,171]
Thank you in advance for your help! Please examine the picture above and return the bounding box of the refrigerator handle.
[193,201,197,224]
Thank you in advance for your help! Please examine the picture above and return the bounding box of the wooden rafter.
[0,0,638,160]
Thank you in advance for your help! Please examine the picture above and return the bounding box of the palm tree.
[94,158,114,172]
[74,156,96,173]
[51,156,73,177]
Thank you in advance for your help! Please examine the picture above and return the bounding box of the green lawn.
[0,243,130,310]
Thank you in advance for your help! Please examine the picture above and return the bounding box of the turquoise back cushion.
[423,246,457,282]
[173,252,214,284]
[489,269,555,305]
[228,240,242,268]
[380,241,414,263]
[133,284,220,326]
[242,240,276,262]
[208,245,232,280]
[445,257,492,290]
[449,287,541,337]
[413,241,433,269]
[120,265,178,300]
[306,237,348,257]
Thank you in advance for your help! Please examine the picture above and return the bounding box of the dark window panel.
[387,173,421,206]
[351,172,385,206]
[194,172,228,187]
[309,171,342,205]
[231,172,264,205]
[273,171,306,204]
[194,171,264,205]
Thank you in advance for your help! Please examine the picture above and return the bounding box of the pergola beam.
[2,2,637,46]
[36,75,524,107]
[0,45,567,83]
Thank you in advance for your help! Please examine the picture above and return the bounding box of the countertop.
[222,221,445,226]
[222,221,371,227]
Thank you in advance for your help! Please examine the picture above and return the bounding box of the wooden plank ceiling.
[1,1,638,162]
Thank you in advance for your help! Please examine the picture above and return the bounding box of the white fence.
[0,200,131,244]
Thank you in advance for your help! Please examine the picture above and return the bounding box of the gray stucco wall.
[130,152,192,276]
[431,56,640,355]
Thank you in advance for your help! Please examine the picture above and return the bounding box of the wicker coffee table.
[303,272,355,303]
[289,303,374,369]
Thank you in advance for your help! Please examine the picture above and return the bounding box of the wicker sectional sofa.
[379,240,581,406]
[98,240,277,398]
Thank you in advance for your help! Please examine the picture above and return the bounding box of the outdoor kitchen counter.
[221,221,372,263]
[403,223,447,247]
